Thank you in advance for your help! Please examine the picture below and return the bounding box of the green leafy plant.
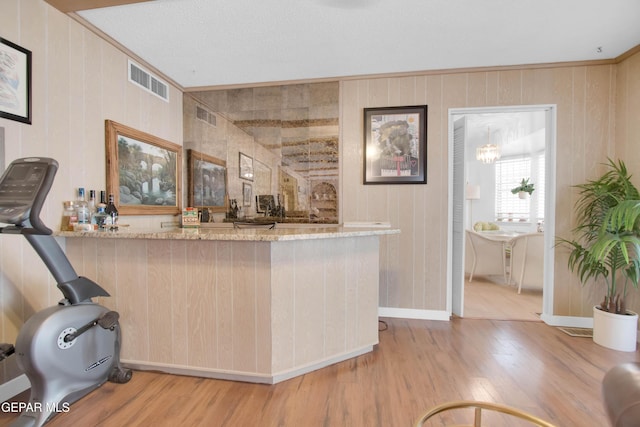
[511,178,535,195]
[559,159,640,314]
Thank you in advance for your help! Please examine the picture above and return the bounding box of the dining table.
[476,229,524,243]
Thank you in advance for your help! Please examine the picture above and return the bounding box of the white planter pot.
[592,306,639,352]
[518,191,529,199]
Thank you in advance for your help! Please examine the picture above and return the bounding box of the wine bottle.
[105,193,119,229]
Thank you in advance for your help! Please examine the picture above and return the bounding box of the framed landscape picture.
[105,120,182,215]
[187,149,228,213]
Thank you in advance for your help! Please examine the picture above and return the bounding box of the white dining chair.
[509,232,544,294]
[465,230,508,283]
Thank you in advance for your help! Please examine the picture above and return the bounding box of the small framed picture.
[256,195,275,213]
[363,105,427,184]
[239,152,254,181]
[0,38,32,124]
[243,182,252,207]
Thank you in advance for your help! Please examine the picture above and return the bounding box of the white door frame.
[446,105,557,320]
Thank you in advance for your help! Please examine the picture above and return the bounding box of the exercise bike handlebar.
[0,157,57,235]
[0,158,109,304]
[22,159,56,235]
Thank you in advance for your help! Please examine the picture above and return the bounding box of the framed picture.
[242,182,252,207]
[0,38,31,124]
[256,195,275,213]
[239,152,254,181]
[363,105,427,184]
[187,149,228,213]
[105,120,182,215]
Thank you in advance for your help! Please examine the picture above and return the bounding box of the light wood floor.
[464,275,542,321]
[1,317,638,427]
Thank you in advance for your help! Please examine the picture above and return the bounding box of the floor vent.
[558,327,593,337]
[128,60,169,102]
[196,105,217,127]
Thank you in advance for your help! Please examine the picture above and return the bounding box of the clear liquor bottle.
[75,188,90,224]
[92,204,108,230]
[88,189,97,221]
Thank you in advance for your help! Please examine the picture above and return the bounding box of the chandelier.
[476,127,501,164]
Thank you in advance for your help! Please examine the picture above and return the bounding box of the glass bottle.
[60,201,76,231]
[93,204,108,230]
[75,188,90,224]
[88,190,97,221]
[105,193,119,229]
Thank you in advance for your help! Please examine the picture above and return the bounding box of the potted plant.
[559,159,640,351]
[511,178,535,199]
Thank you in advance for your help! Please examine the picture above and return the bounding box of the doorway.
[447,105,556,320]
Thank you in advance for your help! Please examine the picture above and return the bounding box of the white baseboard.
[122,344,375,385]
[0,374,29,403]
[540,313,593,328]
[123,361,274,384]
[378,308,599,330]
[271,345,373,383]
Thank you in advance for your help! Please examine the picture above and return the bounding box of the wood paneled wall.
[341,62,629,318]
[614,51,640,314]
[0,1,183,344]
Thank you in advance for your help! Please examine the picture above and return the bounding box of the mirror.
[184,82,339,223]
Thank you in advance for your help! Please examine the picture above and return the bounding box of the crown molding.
[44,0,151,13]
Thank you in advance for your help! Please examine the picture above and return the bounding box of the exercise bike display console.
[0,160,51,225]
[0,158,131,427]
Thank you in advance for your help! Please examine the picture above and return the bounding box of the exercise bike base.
[11,381,104,427]
[109,366,133,384]
[13,303,127,427]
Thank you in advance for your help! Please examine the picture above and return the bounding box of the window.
[494,154,544,223]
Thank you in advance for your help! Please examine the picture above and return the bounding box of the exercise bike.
[0,157,131,426]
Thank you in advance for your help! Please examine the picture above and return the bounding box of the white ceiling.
[77,0,640,88]
[462,111,546,159]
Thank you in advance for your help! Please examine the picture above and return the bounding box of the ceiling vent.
[128,60,169,102]
[196,105,217,127]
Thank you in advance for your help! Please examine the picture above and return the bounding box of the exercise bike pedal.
[108,366,133,384]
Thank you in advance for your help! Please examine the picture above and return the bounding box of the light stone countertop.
[54,225,400,242]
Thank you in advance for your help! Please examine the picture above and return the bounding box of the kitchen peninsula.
[57,225,399,384]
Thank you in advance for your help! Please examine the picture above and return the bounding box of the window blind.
[495,157,532,222]
[494,155,545,223]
